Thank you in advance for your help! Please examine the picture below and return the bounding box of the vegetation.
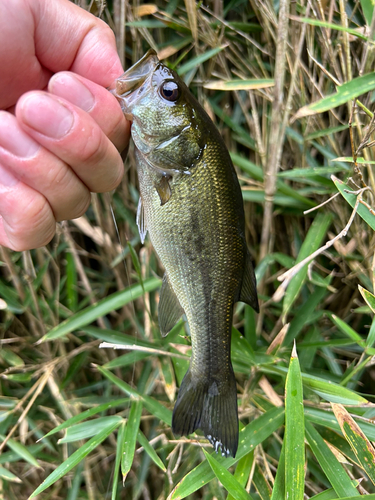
[1,0,375,498]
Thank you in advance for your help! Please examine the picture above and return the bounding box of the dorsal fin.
[239,251,259,312]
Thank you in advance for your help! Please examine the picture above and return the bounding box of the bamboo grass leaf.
[289,16,369,40]
[270,440,285,500]
[204,79,274,90]
[358,285,375,314]
[282,213,332,320]
[331,157,375,164]
[137,430,166,472]
[262,366,368,404]
[329,315,365,348]
[0,436,41,468]
[203,450,254,500]
[305,421,360,497]
[58,416,122,444]
[305,407,375,440]
[159,356,176,402]
[361,0,375,25]
[285,345,305,500]
[112,422,125,500]
[29,420,121,498]
[0,465,21,483]
[121,401,143,481]
[41,277,161,342]
[227,451,254,500]
[177,46,226,75]
[332,403,375,485]
[295,74,375,119]
[41,398,128,439]
[309,489,339,499]
[97,366,172,425]
[332,175,375,231]
[253,464,272,499]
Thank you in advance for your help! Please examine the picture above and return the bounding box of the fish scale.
[113,50,259,457]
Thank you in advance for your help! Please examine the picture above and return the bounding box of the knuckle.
[79,127,107,166]
[8,197,55,249]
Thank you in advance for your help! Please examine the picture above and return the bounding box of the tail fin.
[171,368,238,457]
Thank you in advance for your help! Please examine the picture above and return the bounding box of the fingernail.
[21,94,74,138]
[0,111,40,158]
[50,73,95,112]
[0,164,18,187]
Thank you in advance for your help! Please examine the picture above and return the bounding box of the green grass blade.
[295,74,375,119]
[29,420,121,498]
[361,0,375,25]
[231,153,315,207]
[0,436,40,468]
[332,403,375,485]
[309,489,338,499]
[177,46,226,75]
[65,251,78,312]
[332,175,375,231]
[42,276,161,341]
[204,79,274,90]
[305,407,375,440]
[58,416,122,444]
[358,285,375,315]
[137,430,166,472]
[366,316,375,349]
[227,451,254,500]
[290,17,368,40]
[97,366,172,425]
[253,464,272,499]
[112,422,125,500]
[329,314,365,348]
[41,398,129,439]
[121,400,143,481]
[203,450,254,500]
[305,421,360,497]
[283,213,332,320]
[262,366,368,405]
[0,465,21,483]
[270,440,285,500]
[285,345,305,500]
[169,407,284,499]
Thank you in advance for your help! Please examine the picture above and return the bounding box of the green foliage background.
[2,0,375,498]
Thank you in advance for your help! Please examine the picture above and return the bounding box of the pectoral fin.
[154,175,172,206]
[158,274,184,336]
[239,251,259,312]
[136,197,147,244]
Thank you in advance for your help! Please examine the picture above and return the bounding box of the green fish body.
[113,50,259,457]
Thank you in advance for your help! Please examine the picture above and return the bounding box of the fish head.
[112,50,207,173]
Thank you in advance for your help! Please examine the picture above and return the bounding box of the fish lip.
[109,49,159,112]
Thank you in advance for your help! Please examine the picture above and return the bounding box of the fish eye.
[159,81,180,102]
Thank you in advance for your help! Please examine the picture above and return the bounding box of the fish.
[112,50,259,458]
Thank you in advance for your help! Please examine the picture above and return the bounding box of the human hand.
[0,0,129,251]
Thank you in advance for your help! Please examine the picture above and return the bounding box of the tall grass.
[1,0,375,498]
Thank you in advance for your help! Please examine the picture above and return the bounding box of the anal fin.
[239,250,259,312]
[158,274,184,336]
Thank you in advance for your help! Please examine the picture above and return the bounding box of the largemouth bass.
[112,50,259,457]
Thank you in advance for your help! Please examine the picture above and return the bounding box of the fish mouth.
[109,49,159,119]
